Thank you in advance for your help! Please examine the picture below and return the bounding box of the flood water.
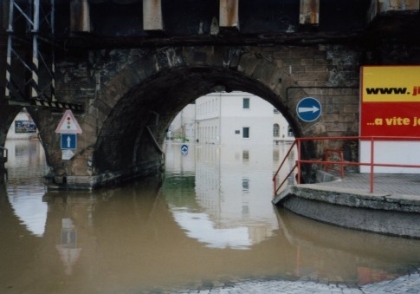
[2,139,420,294]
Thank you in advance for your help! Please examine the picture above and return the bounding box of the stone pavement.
[314,173,420,197]
[171,268,420,293]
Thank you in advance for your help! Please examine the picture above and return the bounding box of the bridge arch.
[89,46,318,178]
[0,106,23,146]
[43,45,360,189]
[93,65,300,174]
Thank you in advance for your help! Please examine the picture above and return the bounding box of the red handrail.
[273,136,420,196]
[272,141,298,196]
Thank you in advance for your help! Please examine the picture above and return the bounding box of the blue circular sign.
[296,97,322,122]
[181,144,188,155]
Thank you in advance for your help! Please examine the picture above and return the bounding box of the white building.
[169,91,294,144]
[167,103,195,142]
[273,109,295,144]
[166,143,279,249]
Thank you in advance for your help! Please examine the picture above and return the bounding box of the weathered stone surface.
[1,40,420,189]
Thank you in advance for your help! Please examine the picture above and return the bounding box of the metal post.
[7,0,14,32]
[33,0,40,32]
[143,0,163,31]
[5,0,15,99]
[370,137,374,193]
[219,0,239,29]
[297,138,301,184]
[5,34,12,99]
[31,0,40,99]
[51,0,56,101]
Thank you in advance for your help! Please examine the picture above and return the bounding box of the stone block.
[298,72,329,82]
[291,47,314,58]
[238,53,259,75]
[314,58,329,65]
[301,58,314,65]
[343,104,358,113]
[305,65,327,72]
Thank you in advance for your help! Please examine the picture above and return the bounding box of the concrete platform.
[273,173,420,238]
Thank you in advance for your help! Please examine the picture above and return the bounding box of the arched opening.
[3,107,48,237]
[163,90,294,248]
[168,91,295,145]
[93,67,302,181]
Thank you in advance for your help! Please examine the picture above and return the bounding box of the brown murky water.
[1,140,420,294]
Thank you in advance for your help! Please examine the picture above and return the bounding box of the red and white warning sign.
[55,110,82,134]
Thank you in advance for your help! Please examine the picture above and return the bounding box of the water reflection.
[56,218,82,275]
[4,139,48,237]
[164,144,279,249]
[1,140,420,293]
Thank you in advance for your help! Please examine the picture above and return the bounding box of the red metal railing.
[273,136,420,196]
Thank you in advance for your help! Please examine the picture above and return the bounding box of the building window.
[243,98,250,109]
[288,126,294,137]
[242,178,249,191]
[235,130,240,134]
[242,127,250,138]
[242,150,249,162]
[273,123,280,137]
[242,204,249,216]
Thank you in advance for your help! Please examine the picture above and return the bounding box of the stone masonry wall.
[41,44,362,186]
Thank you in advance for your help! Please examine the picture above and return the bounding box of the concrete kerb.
[273,172,420,239]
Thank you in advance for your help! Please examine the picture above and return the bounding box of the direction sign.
[296,97,322,122]
[61,134,77,150]
[181,144,188,155]
[62,149,75,160]
[55,110,82,134]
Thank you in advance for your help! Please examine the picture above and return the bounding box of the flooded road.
[1,140,420,293]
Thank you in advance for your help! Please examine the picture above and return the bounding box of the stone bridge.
[0,0,419,189]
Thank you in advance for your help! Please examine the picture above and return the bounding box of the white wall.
[219,92,274,145]
[360,141,420,173]
[220,116,272,145]
[273,111,294,142]
[169,103,196,140]
[174,91,293,145]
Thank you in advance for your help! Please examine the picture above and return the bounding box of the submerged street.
[1,140,420,293]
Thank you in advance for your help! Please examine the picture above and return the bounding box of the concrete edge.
[274,184,420,213]
[46,160,163,190]
[273,184,420,238]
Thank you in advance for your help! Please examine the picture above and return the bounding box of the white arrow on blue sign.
[181,144,188,155]
[61,134,77,150]
[296,97,322,122]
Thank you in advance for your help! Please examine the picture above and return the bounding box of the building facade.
[171,91,294,145]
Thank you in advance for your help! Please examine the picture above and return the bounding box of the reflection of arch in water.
[164,143,280,249]
[171,209,251,249]
[7,186,47,237]
[0,184,37,236]
[4,139,48,237]
[0,183,40,286]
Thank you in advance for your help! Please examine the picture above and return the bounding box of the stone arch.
[51,45,361,188]
[0,106,50,170]
[90,63,299,184]
[0,105,23,147]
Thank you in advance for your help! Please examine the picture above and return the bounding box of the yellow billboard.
[362,66,420,102]
[361,65,420,137]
